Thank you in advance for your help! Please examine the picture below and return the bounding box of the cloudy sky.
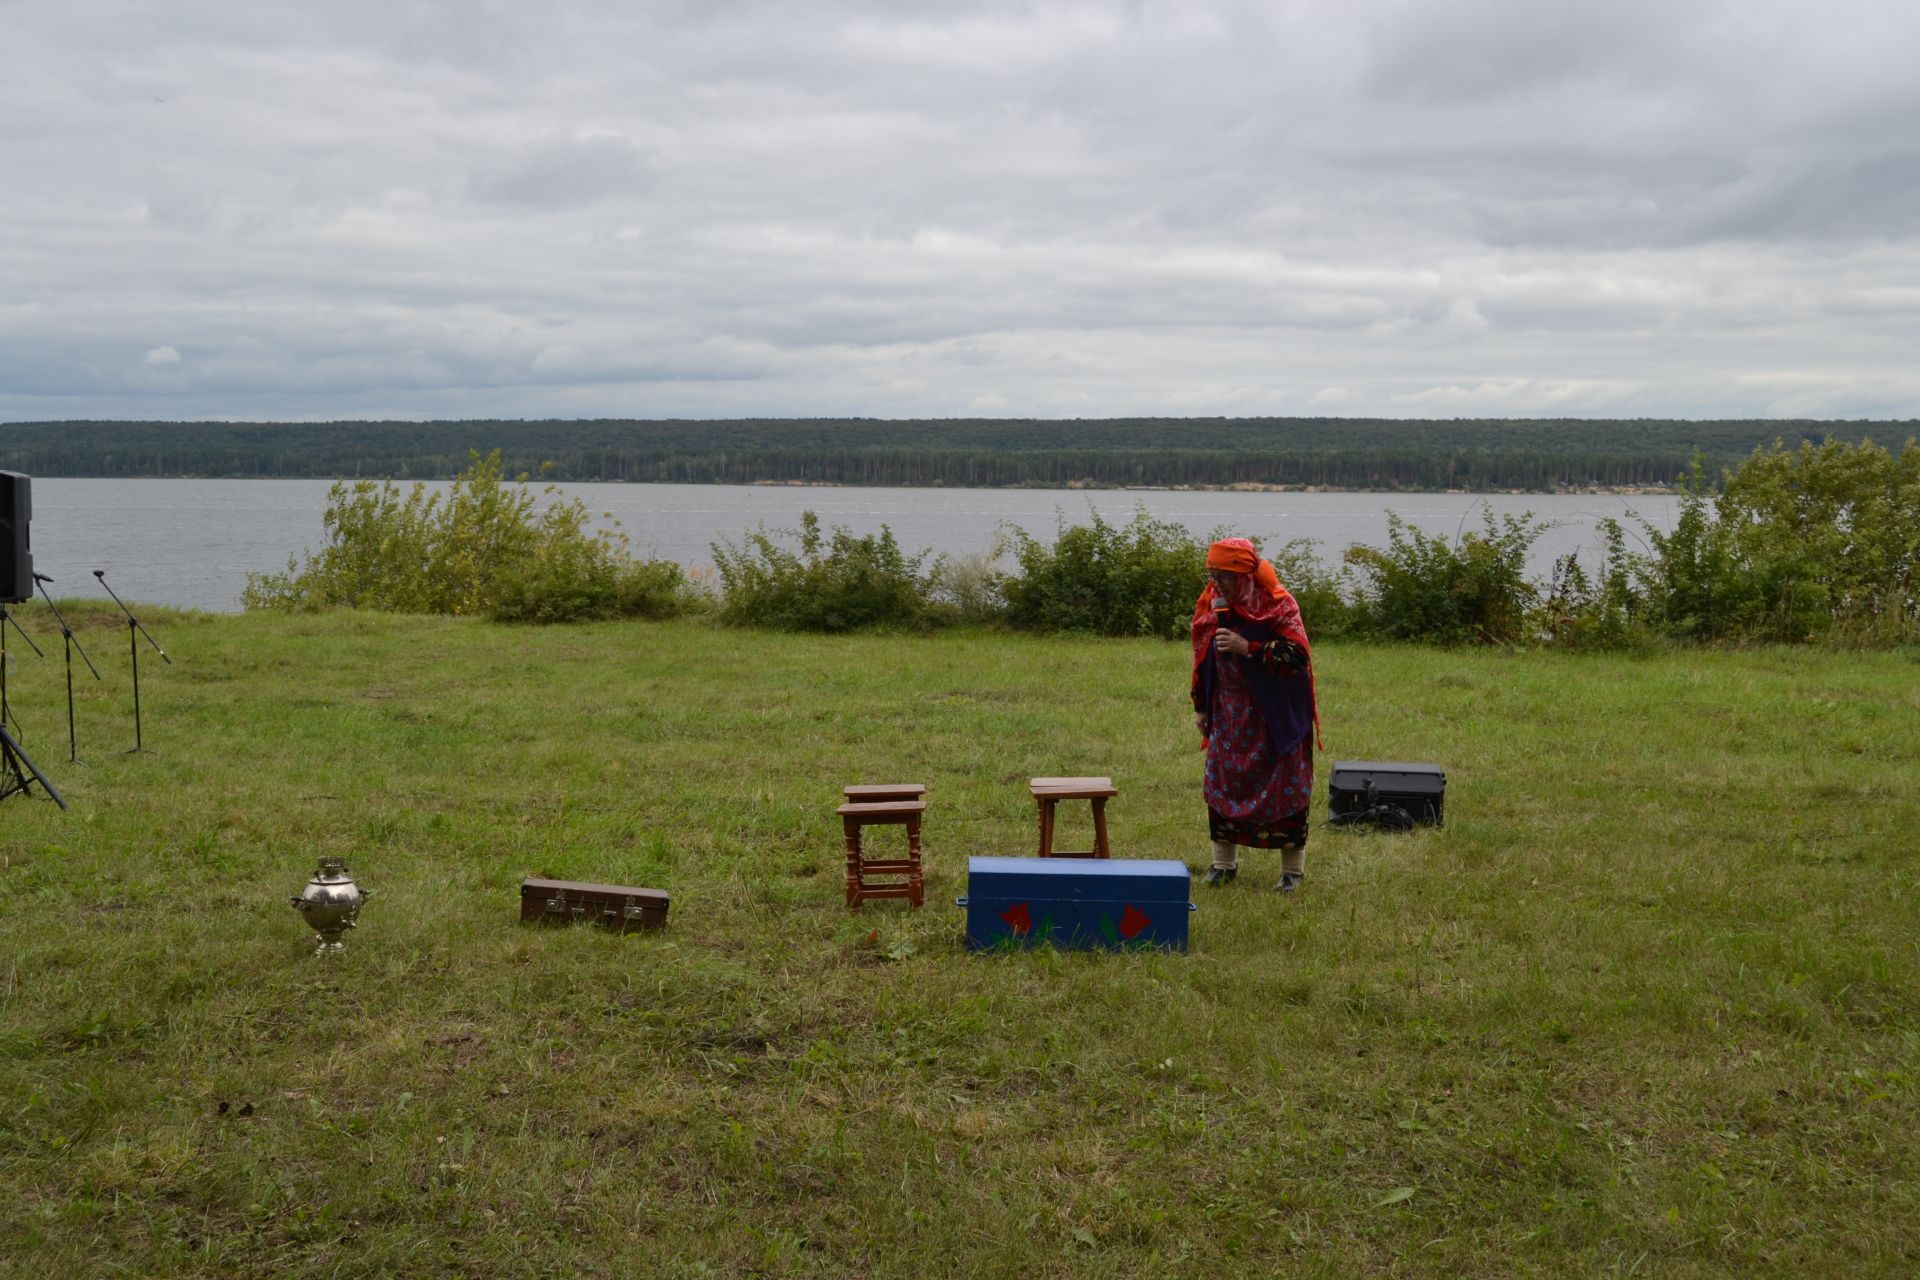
[4,0,1918,422]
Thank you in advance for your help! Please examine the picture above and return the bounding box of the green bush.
[1260,538,1355,640]
[927,533,1010,626]
[242,450,697,623]
[1344,506,1546,645]
[710,512,935,631]
[1001,508,1204,638]
[1634,457,1766,642]
[492,555,699,625]
[1540,518,1660,652]
[1610,440,1920,644]
[1713,437,1920,643]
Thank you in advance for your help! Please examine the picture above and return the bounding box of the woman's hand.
[1213,629,1250,657]
[1194,711,1210,739]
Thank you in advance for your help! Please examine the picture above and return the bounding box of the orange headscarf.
[1205,541,1260,575]
[1193,538,1299,631]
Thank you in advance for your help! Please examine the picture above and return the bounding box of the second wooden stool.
[1029,775,1117,858]
[838,784,926,909]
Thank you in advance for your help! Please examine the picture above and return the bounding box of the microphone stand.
[94,570,171,753]
[34,576,100,764]
[0,599,44,741]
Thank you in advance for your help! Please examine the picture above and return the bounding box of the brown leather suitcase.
[519,877,669,932]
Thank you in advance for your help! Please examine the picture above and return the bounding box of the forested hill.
[2,418,1911,490]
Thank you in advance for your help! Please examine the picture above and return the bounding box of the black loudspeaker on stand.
[34,574,101,765]
[94,570,170,752]
[0,468,63,807]
[0,469,30,605]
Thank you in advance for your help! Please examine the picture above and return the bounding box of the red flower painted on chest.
[998,903,1032,936]
[1118,905,1150,940]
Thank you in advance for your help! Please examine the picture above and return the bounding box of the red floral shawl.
[1191,538,1320,748]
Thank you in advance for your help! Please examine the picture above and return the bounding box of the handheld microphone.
[1212,593,1232,655]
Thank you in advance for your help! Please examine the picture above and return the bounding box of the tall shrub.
[710,512,936,631]
[1001,508,1204,638]
[1638,456,1769,641]
[1261,538,1355,640]
[1540,518,1658,651]
[1714,437,1920,643]
[927,532,1010,625]
[243,450,695,622]
[1344,506,1546,644]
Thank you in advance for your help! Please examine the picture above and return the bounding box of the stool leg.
[907,815,923,909]
[1038,798,1056,857]
[1091,798,1110,858]
[844,816,863,909]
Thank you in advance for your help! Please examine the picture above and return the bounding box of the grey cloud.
[2,0,1918,421]
[464,135,655,208]
[1677,149,1920,244]
[1359,0,1695,105]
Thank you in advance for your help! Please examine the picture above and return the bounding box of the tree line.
[3,417,1910,491]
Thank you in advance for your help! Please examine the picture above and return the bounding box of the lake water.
[29,478,1682,613]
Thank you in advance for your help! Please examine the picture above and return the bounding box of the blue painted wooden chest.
[959,857,1195,952]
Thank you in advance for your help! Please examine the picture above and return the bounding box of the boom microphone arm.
[94,570,171,664]
[34,577,99,679]
[93,569,169,752]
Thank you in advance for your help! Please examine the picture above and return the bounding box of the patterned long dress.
[1194,631,1314,851]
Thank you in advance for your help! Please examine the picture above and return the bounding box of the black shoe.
[1203,867,1237,887]
[1273,872,1303,894]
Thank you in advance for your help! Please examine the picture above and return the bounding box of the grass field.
[0,605,1915,1277]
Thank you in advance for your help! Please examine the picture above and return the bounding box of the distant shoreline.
[738,478,1683,496]
[8,416,1902,492]
[34,473,1683,497]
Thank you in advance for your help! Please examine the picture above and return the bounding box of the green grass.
[0,606,1915,1278]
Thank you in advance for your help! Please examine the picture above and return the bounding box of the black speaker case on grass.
[1328,761,1447,826]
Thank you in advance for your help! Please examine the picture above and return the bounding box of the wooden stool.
[842,784,927,805]
[1030,776,1117,858]
[838,784,926,909]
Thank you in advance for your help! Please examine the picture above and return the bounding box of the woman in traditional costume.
[1191,537,1320,891]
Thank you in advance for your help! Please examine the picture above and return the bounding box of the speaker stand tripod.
[0,723,64,808]
[0,601,44,742]
[34,577,99,765]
